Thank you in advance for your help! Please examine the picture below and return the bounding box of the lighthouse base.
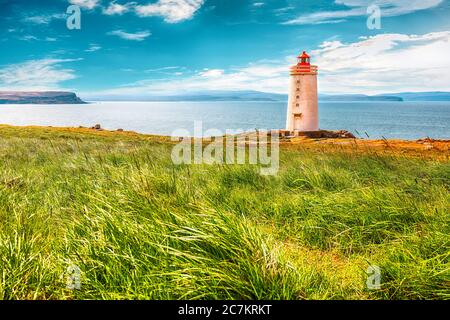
[278,130,356,139]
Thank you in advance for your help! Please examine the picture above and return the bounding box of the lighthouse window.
[296,95,300,99]
[296,88,300,91]
[297,80,300,84]
[296,103,299,107]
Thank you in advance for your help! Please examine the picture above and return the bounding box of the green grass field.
[0,126,448,300]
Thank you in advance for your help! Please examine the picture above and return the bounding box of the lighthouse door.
[294,114,302,130]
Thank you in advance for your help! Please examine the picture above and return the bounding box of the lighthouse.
[286,51,319,132]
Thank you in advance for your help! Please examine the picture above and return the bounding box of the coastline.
[0,124,448,158]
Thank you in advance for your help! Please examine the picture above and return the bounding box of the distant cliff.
[0,91,86,104]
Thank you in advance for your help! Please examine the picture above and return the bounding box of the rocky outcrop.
[299,130,356,139]
[0,91,86,104]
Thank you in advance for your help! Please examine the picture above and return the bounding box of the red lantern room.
[290,50,317,75]
[298,51,310,65]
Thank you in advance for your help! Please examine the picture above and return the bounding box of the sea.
[0,101,448,140]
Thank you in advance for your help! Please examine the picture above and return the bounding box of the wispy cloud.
[18,35,59,42]
[98,59,292,95]
[85,44,102,52]
[107,29,151,41]
[18,35,39,41]
[22,13,66,25]
[284,0,443,25]
[135,0,205,23]
[145,66,183,73]
[0,58,81,91]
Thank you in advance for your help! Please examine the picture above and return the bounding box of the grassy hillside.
[0,125,448,300]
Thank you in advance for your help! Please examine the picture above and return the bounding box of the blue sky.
[0,0,449,97]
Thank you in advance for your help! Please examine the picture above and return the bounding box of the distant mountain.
[0,91,86,104]
[380,92,450,101]
[85,91,408,102]
[84,90,287,102]
[319,94,403,102]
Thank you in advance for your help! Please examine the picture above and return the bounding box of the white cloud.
[97,31,450,96]
[107,29,151,41]
[285,0,443,24]
[199,69,225,78]
[103,1,134,15]
[19,35,39,41]
[69,0,100,10]
[0,59,80,91]
[135,0,205,23]
[18,35,59,42]
[312,31,450,93]
[85,44,102,52]
[22,13,66,25]
[145,66,185,75]
[84,0,205,23]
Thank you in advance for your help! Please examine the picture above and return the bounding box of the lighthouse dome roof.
[298,51,310,59]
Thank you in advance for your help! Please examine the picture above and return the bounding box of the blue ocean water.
[0,101,448,140]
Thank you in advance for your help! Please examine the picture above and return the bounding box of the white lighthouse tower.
[286,51,319,132]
